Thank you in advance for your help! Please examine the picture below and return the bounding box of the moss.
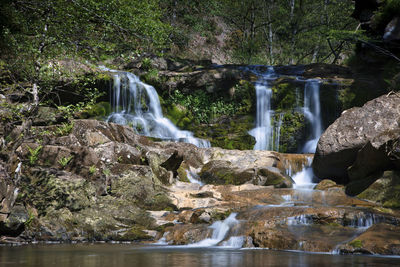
[209,210,231,222]
[164,103,193,128]
[155,223,175,233]
[117,225,152,241]
[271,81,299,110]
[190,115,255,150]
[349,239,363,249]
[81,101,111,118]
[278,111,306,153]
[177,163,190,182]
[200,161,253,185]
[144,193,176,211]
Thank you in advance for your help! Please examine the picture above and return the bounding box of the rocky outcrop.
[336,223,400,255]
[312,93,400,184]
[354,171,400,209]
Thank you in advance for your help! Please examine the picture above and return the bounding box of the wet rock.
[257,167,293,188]
[314,179,344,191]
[165,224,211,245]
[312,94,400,184]
[337,223,400,255]
[250,226,298,250]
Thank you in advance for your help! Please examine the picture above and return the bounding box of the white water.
[103,67,210,148]
[248,67,276,150]
[188,213,240,247]
[274,113,284,151]
[301,80,322,153]
[186,169,204,186]
[292,156,316,189]
[248,69,324,153]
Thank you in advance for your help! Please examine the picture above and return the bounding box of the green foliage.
[58,156,73,168]
[349,239,363,249]
[27,145,42,166]
[167,86,252,124]
[141,58,152,70]
[103,168,111,177]
[56,122,74,136]
[219,0,357,64]
[24,211,36,228]
[89,165,97,175]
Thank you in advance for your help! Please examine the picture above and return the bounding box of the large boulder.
[312,94,400,184]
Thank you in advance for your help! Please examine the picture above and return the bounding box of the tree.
[0,0,171,205]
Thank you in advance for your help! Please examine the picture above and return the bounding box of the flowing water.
[103,67,210,148]
[248,67,323,153]
[248,66,277,150]
[301,80,323,153]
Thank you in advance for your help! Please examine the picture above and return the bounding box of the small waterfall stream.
[188,213,240,247]
[248,68,324,154]
[104,68,210,148]
[301,80,322,153]
[248,67,276,150]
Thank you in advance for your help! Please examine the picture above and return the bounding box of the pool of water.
[1,244,400,267]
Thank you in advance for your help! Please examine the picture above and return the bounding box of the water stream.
[248,67,276,150]
[248,67,323,153]
[301,80,323,153]
[103,67,210,148]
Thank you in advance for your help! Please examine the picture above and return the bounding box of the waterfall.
[248,68,324,154]
[185,169,204,186]
[301,80,322,153]
[274,113,284,151]
[248,67,276,150]
[292,156,316,189]
[103,68,210,148]
[188,213,240,247]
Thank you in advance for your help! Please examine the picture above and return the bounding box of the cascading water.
[248,69,324,153]
[188,213,240,247]
[274,113,284,151]
[104,68,210,148]
[301,80,322,153]
[248,67,277,150]
[292,156,316,189]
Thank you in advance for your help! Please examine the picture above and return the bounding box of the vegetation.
[27,145,42,166]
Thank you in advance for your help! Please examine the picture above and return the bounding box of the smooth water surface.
[1,244,399,267]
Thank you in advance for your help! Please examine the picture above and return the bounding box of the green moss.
[164,103,193,128]
[277,111,306,153]
[118,225,152,241]
[177,163,190,182]
[349,239,363,249]
[200,161,253,185]
[271,81,299,110]
[209,210,231,222]
[190,115,255,150]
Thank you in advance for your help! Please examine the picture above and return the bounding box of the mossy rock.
[199,160,254,185]
[271,79,302,110]
[314,179,344,191]
[177,162,190,182]
[164,103,193,128]
[349,239,363,249]
[190,115,255,150]
[116,225,152,241]
[77,102,111,119]
[356,171,400,209]
[257,167,293,188]
[277,111,306,153]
